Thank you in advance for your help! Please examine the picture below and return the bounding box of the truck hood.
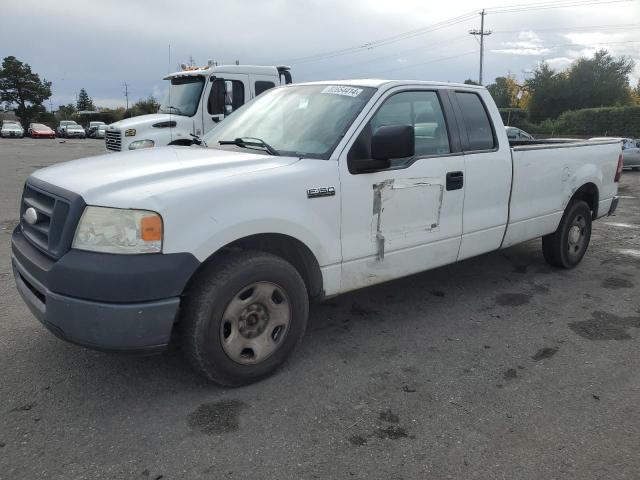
[31,147,301,207]
[109,113,193,132]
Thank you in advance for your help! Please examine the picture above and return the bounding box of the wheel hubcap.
[220,281,291,365]
[567,214,587,256]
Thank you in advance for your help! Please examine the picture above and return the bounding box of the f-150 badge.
[307,187,336,198]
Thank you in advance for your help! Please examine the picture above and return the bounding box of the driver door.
[338,88,465,292]
[201,74,249,136]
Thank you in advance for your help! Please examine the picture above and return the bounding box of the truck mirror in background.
[224,80,233,114]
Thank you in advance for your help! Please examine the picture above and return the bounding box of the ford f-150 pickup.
[11,80,623,386]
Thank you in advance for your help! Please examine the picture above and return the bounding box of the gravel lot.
[1,138,639,480]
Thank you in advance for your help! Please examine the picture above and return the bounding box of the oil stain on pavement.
[601,277,635,290]
[532,347,558,361]
[570,311,640,340]
[187,399,246,434]
[495,293,532,306]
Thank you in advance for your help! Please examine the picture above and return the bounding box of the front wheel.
[181,251,309,386]
[542,200,592,268]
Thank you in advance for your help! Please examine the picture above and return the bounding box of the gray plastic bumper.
[12,254,179,353]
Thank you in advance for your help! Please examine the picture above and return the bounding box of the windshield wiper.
[190,133,208,147]
[218,137,280,156]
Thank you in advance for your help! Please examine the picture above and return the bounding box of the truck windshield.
[204,84,377,159]
[159,76,205,117]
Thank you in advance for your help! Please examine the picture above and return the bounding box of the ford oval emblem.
[24,207,39,225]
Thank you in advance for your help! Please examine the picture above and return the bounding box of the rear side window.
[255,81,275,96]
[456,92,495,151]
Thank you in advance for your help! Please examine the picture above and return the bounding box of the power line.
[487,0,633,14]
[282,11,479,65]
[492,23,639,34]
[283,0,634,66]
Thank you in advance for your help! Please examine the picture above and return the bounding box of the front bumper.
[11,226,199,352]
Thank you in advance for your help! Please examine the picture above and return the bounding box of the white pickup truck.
[12,80,623,386]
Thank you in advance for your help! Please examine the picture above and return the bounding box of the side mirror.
[224,80,233,115]
[372,124,414,160]
[349,124,415,174]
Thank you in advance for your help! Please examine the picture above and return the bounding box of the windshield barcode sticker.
[321,86,363,97]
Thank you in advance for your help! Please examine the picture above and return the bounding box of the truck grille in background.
[20,183,71,259]
[105,130,122,151]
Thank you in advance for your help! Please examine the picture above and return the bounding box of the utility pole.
[123,82,129,114]
[469,9,492,85]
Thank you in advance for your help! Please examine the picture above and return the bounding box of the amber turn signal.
[140,214,163,241]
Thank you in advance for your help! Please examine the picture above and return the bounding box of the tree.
[0,56,52,127]
[76,88,95,111]
[130,95,159,116]
[486,75,522,109]
[57,103,76,120]
[525,62,570,122]
[565,49,634,110]
[464,79,480,85]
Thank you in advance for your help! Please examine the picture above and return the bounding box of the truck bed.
[501,139,621,248]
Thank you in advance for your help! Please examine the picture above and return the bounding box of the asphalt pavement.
[1,137,639,479]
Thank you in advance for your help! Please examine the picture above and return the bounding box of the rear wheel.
[181,251,309,386]
[542,200,592,268]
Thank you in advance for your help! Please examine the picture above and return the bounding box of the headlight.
[128,139,154,150]
[72,206,163,254]
[124,128,136,136]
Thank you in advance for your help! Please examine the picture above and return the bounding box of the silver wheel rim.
[220,281,291,365]
[567,214,587,257]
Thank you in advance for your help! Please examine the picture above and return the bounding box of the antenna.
[123,82,129,115]
[168,44,171,74]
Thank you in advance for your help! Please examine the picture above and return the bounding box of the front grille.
[105,129,122,151]
[20,181,82,259]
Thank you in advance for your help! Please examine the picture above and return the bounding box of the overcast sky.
[2,0,639,109]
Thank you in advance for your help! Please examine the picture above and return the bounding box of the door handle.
[446,171,464,191]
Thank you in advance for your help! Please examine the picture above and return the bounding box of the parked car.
[94,124,107,139]
[64,124,86,138]
[505,126,534,140]
[28,123,56,139]
[623,139,640,170]
[86,121,106,138]
[1,120,24,138]
[56,120,78,137]
[590,137,640,171]
[12,80,622,386]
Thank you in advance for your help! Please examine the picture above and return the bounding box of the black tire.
[181,251,309,386]
[542,200,592,268]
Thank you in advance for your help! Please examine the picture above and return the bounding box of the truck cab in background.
[105,64,293,152]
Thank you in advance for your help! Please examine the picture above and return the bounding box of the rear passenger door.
[338,88,465,292]
[452,90,512,260]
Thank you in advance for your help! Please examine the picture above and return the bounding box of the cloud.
[1,0,638,97]
[491,30,551,56]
